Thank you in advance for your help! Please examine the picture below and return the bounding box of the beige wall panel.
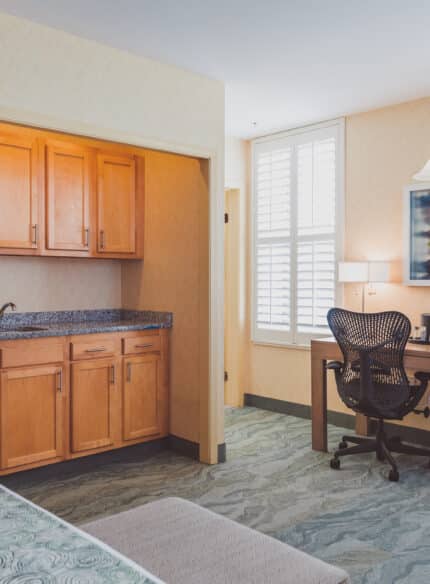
[122,150,209,444]
[0,256,121,311]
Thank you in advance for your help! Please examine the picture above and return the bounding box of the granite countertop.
[0,309,173,341]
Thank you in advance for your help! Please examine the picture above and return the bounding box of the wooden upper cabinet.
[46,142,90,252]
[0,132,39,251]
[0,122,144,259]
[97,153,136,254]
[0,365,64,469]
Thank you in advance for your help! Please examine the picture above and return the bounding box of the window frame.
[251,118,345,348]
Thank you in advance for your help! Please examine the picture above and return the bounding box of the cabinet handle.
[84,228,89,247]
[126,362,132,382]
[31,224,38,245]
[85,347,107,353]
[135,343,153,349]
[100,230,105,250]
[57,369,63,392]
[110,364,116,385]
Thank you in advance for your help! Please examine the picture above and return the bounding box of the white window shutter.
[296,239,336,336]
[295,135,337,343]
[252,121,343,346]
[256,242,290,331]
[253,143,292,344]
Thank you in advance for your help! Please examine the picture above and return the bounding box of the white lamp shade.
[368,261,390,283]
[413,160,430,181]
[338,261,369,283]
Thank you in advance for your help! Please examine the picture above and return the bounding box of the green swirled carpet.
[4,407,430,583]
[0,485,163,583]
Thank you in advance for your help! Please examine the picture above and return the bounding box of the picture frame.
[404,182,430,285]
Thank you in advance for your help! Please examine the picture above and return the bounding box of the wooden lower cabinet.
[0,364,65,469]
[71,358,118,453]
[0,330,169,475]
[123,354,161,441]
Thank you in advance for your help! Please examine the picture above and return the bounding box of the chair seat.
[343,380,419,419]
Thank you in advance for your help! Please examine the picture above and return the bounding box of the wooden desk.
[311,337,430,451]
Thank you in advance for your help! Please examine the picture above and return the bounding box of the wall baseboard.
[1,438,170,486]
[217,442,227,463]
[169,434,200,460]
[244,393,430,447]
[1,434,227,486]
[169,435,227,463]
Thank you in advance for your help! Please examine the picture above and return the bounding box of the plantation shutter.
[252,121,342,346]
[295,134,337,343]
[253,142,293,344]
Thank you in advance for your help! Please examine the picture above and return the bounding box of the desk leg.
[355,414,371,436]
[311,355,327,451]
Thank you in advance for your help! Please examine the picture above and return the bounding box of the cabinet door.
[0,365,64,469]
[123,354,161,441]
[46,142,90,252]
[71,358,117,453]
[0,134,39,250]
[97,154,136,254]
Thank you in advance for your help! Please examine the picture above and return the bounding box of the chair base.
[330,419,430,481]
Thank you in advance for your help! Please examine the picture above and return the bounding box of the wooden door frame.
[0,109,224,465]
[224,188,245,408]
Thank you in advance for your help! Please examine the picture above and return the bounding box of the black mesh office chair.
[327,308,430,481]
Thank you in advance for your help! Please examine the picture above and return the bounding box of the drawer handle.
[85,347,107,353]
[84,227,89,247]
[135,343,153,349]
[126,362,132,382]
[110,364,116,385]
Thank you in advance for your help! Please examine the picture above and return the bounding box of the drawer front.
[0,338,65,368]
[123,335,161,355]
[70,338,117,361]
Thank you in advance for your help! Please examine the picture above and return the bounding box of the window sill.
[251,340,310,351]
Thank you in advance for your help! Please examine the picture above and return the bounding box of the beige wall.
[0,257,121,311]
[0,12,225,455]
[224,138,251,406]
[0,11,224,314]
[229,97,430,432]
[122,150,209,446]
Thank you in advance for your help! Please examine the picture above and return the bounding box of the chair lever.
[326,361,343,371]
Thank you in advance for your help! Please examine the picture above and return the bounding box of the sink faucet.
[0,302,17,318]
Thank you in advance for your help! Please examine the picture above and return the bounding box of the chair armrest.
[414,371,430,384]
[327,361,343,371]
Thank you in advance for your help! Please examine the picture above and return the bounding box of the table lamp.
[338,262,369,312]
[338,261,390,312]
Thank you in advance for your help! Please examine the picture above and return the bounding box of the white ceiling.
[1,0,430,138]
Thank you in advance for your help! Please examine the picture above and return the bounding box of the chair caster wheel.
[330,458,340,470]
[388,469,399,482]
[338,441,348,450]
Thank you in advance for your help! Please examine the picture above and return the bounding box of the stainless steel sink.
[0,325,48,332]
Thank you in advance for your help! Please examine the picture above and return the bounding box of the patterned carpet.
[3,406,430,583]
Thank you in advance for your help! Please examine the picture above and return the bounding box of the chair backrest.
[327,308,411,417]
